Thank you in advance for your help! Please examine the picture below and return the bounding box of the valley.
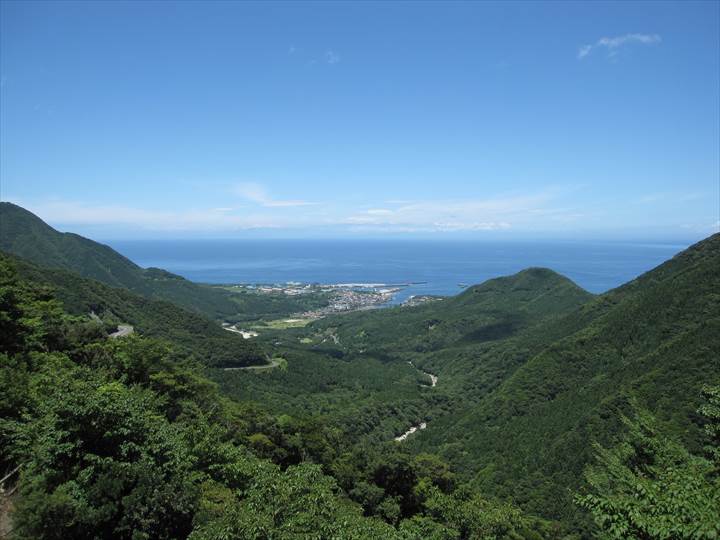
[1,202,718,539]
[3,3,717,537]
[216,281,426,320]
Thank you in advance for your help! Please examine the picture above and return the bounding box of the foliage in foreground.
[576,396,720,539]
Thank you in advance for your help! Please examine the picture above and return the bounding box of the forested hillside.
[308,267,593,356]
[0,254,564,539]
[233,235,720,530]
[1,203,718,538]
[1,252,717,539]
[273,234,719,532]
[1,252,264,368]
[0,203,326,321]
[220,268,595,447]
[419,233,720,527]
[0,203,246,318]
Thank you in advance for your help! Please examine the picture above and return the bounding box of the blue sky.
[1,0,718,240]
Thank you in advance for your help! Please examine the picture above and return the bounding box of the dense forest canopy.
[0,254,565,539]
[1,205,718,539]
[1,252,265,368]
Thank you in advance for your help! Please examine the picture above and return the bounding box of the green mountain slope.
[0,236,562,540]
[264,235,718,532]
[235,268,595,449]
[0,202,243,318]
[290,267,594,415]
[306,267,593,357]
[412,233,720,528]
[4,198,716,535]
[1,251,264,367]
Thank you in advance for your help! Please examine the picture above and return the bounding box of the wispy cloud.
[232,182,316,208]
[324,50,340,65]
[639,191,704,204]
[577,45,593,59]
[577,33,661,60]
[5,187,586,235]
[290,47,340,67]
[5,199,291,231]
[340,192,577,233]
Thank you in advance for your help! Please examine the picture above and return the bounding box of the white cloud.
[5,187,585,235]
[340,192,576,232]
[6,199,293,231]
[432,221,511,232]
[679,220,720,234]
[639,192,666,204]
[577,45,593,59]
[325,50,340,65]
[639,191,704,204]
[598,34,662,48]
[578,33,661,60]
[232,182,316,207]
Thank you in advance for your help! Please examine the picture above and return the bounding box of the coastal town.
[219,282,443,338]
[299,283,402,317]
[225,281,406,316]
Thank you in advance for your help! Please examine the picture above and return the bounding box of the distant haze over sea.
[106,239,690,304]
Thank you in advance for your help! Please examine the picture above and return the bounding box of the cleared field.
[251,318,314,330]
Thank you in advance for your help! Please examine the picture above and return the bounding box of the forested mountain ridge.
[212,266,600,495]
[1,201,717,537]
[304,266,593,358]
[0,202,242,318]
[412,232,720,528]
[278,267,595,433]
[0,251,566,539]
[262,234,720,533]
[0,251,265,368]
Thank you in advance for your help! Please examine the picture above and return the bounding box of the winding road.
[223,357,283,371]
[109,325,134,339]
[394,362,438,442]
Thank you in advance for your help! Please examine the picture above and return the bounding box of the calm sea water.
[105,239,689,304]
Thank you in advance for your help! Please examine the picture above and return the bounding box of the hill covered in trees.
[0,203,325,321]
[0,202,241,318]
[414,232,720,526]
[217,267,595,447]
[263,233,719,533]
[1,251,717,538]
[0,252,264,368]
[1,202,718,538]
[0,252,565,539]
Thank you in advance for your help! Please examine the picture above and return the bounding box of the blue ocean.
[106,239,690,304]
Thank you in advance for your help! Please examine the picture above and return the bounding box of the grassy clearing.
[252,318,314,330]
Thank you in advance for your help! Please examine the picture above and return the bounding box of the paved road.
[395,362,439,442]
[109,325,134,339]
[223,357,283,371]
